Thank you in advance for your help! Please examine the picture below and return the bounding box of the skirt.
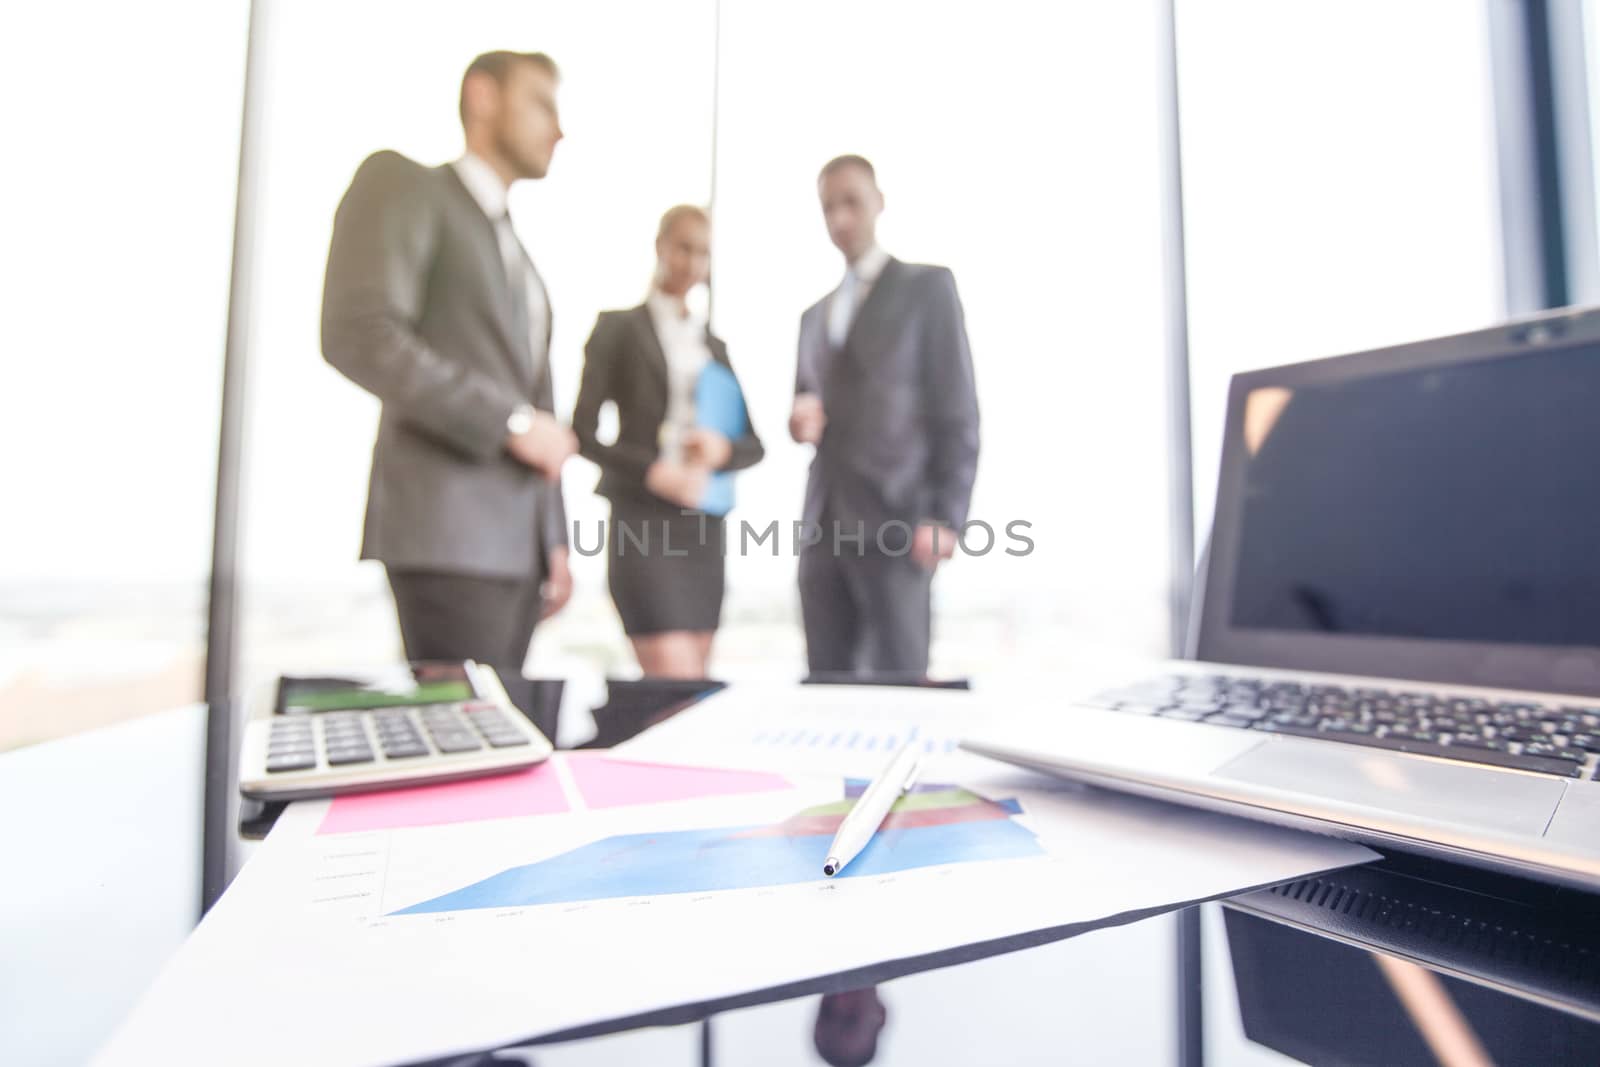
[606,498,726,636]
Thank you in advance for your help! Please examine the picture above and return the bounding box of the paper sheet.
[615,682,1015,779]
[95,696,1375,1067]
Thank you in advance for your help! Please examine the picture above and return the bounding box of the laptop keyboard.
[1087,674,1600,780]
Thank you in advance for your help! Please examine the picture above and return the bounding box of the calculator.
[238,661,553,801]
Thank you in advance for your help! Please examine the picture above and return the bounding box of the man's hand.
[506,411,578,479]
[645,461,711,510]
[789,392,827,445]
[539,547,573,620]
[682,428,733,470]
[910,523,958,571]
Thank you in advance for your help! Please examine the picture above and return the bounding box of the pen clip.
[899,752,922,795]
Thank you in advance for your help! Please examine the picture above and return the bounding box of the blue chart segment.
[393,791,1038,915]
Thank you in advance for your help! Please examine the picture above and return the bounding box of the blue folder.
[694,361,746,516]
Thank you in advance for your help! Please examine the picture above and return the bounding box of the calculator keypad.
[465,703,533,748]
[371,710,427,758]
[263,703,531,773]
[265,717,316,772]
[420,706,485,753]
[322,713,376,766]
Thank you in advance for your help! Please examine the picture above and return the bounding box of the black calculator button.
[382,743,428,759]
[266,753,317,773]
[484,733,531,748]
[432,735,485,754]
[326,749,376,766]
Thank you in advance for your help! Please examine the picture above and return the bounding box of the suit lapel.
[631,304,670,393]
[840,256,903,356]
[439,166,536,394]
[795,306,828,395]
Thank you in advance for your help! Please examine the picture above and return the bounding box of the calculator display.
[278,665,476,714]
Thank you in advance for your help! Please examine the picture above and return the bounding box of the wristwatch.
[506,403,536,436]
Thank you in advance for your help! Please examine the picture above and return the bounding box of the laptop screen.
[1198,314,1600,694]
[1230,344,1600,646]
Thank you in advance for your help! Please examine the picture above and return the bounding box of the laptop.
[964,308,1600,891]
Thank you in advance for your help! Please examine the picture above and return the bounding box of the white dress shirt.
[647,289,713,462]
[452,152,550,379]
[826,244,891,349]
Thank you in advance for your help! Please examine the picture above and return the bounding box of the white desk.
[0,704,204,1067]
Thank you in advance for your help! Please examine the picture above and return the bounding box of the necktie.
[495,214,532,359]
[827,267,859,349]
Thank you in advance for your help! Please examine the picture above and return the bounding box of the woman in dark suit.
[572,205,764,677]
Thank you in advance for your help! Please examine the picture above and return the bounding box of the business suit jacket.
[796,258,979,535]
[572,304,764,506]
[321,150,566,580]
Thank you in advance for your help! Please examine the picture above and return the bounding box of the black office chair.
[581,677,729,749]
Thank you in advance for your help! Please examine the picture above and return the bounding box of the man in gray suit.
[790,155,980,678]
[322,50,577,669]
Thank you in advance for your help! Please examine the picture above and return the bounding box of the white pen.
[822,738,922,877]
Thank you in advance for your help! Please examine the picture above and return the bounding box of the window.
[712,1,1178,674]
[235,1,717,690]
[0,1,248,749]
[1177,0,1504,544]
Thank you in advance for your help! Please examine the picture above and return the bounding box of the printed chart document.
[616,682,1008,779]
[96,693,1375,1067]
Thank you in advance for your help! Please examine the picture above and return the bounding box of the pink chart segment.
[317,762,569,834]
[317,755,794,834]
[563,753,790,809]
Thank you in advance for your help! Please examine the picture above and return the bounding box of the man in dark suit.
[790,155,980,678]
[321,51,577,669]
